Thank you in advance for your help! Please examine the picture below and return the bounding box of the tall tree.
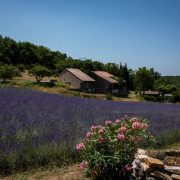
[135,67,159,92]
[105,63,120,77]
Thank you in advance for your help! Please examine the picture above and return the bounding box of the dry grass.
[4,164,90,180]
[14,71,58,82]
[4,143,180,180]
[12,71,140,102]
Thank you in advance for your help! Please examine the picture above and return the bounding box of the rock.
[145,157,164,169]
[165,156,180,166]
[138,149,147,155]
[138,154,149,162]
[165,166,180,175]
[171,174,180,180]
[141,162,151,172]
[146,177,156,180]
[150,171,172,180]
[165,151,180,157]
[132,159,144,177]
[133,159,141,168]
[135,149,148,162]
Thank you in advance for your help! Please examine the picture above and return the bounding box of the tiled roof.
[67,68,95,82]
[93,71,118,84]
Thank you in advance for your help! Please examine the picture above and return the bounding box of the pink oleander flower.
[117,134,126,141]
[80,160,88,170]
[130,117,139,122]
[105,120,112,126]
[98,128,105,134]
[124,164,132,172]
[91,125,96,132]
[91,125,101,132]
[115,118,121,123]
[118,126,127,134]
[76,143,85,151]
[86,131,92,139]
[98,136,105,143]
[132,121,141,129]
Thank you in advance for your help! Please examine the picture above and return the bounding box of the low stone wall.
[131,149,180,180]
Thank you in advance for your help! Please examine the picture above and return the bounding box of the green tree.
[135,67,159,92]
[119,63,135,90]
[0,64,15,83]
[30,65,52,83]
[105,63,120,77]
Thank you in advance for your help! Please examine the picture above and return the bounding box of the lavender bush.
[0,87,179,174]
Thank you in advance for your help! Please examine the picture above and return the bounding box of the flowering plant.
[76,116,149,179]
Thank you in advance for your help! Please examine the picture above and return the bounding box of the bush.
[17,64,26,72]
[14,68,22,77]
[0,64,15,83]
[76,116,149,179]
[172,91,180,103]
[29,65,52,83]
[106,93,113,100]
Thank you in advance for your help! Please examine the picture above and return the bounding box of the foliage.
[106,93,113,100]
[76,117,149,179]
[172,91,180,103]
[29,65,52,83]
[162,76,180,90]
[154,78,179,102]
[143,95,158,102]
[0,64,15,83]
[105,63,135,90]
[0,35,67,69]
[0,35,137,90]
[17,64,26,72]
[141,129,180,149]
[135,67,160,92]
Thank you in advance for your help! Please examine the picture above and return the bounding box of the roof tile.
[67,68,95,82]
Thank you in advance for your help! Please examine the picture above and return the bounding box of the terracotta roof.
[67,68,95,82]
[144,90,159,95]
[93,71,118,84]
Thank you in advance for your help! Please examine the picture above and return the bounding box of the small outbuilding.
[143,90,159,96]
[59,68,95,92]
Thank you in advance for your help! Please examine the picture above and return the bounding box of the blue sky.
[0,0,180,75]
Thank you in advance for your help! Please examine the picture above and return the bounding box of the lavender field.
[0,87,180,173]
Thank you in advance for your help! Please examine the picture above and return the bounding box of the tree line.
[0,35,134,89]
[0,35,179,102]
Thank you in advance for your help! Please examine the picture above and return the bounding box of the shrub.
[76,116,149,179]
[106,93,113,100]
[29,65,52,83]
[172,91,180,103]
[17,64,25,72]
[0,64,15,83]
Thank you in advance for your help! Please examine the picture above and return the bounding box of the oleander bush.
[76,116,150,179]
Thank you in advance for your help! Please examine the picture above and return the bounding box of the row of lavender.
[0,87,179,173]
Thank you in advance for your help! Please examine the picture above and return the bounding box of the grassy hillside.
[0,70,139,102]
